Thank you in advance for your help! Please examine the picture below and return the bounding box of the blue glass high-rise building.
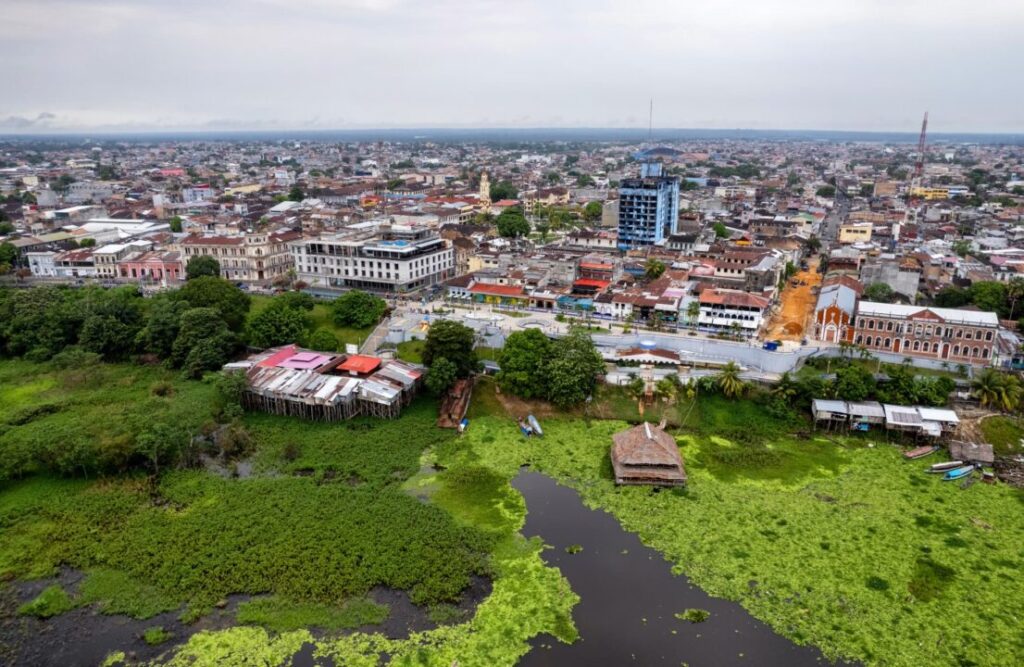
[617,162,680,248]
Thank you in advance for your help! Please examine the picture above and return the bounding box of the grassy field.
[248,294,373,348]
[979,415,1024,456]
[396,339,426,363]
[0,360,219,481]
[455,381,1024,667]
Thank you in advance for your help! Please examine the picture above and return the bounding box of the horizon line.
[2,125,1024,140]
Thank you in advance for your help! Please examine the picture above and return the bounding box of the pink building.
[118,250,183,283]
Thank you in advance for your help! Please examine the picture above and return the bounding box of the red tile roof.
[469,283,525,297]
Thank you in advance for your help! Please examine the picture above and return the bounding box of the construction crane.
[913,112,929,180]
[901,112,929,231]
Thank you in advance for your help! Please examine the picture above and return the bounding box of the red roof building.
[338,354,383,376]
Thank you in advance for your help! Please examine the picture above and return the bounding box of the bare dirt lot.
[765,258,821,341]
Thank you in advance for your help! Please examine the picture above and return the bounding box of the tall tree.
[495,207,530,238]
[246,301,311,348]
[186,255,221,280]
[497,329,553,399]
[545,330,604,407]
[332,290,387,329]
[423,320,478,378]
[175,276,251,331]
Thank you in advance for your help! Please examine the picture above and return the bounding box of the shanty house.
[611,422,687,487]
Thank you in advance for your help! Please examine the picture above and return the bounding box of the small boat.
[458,418,469,433]
[904,445,939,460]
[926,461,964,473]
[527,414,543,437]
[942,465,975,481]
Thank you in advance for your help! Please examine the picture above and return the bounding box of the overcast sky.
[2,0,1022,133]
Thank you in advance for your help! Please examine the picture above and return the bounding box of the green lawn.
[249,294,373,349]
[979,415,1024,456]
[396,339,426,363]
[454,383,1024,667]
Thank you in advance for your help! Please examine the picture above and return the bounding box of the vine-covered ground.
[0,361,578,666]
[456,381,1024,667]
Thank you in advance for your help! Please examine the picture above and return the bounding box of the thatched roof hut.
[611,422,686,487]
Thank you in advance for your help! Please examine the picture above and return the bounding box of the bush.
[17,585,75,618]
[142,626,173,645]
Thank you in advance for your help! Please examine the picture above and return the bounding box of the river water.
[513,470,847,667]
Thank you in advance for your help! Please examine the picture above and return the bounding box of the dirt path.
[765,258,821,341]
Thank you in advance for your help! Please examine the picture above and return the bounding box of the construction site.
[764,257,822,341]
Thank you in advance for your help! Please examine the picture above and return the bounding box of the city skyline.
[3,0,1023,134]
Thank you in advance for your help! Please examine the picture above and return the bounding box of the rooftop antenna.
[648,98,653,143]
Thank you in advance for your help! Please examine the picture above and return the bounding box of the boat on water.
[926,461,964,473]
[527,414,543,437]
[904,445,940,460]
[943,465,975,481]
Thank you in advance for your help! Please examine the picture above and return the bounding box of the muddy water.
[513,470,850,667]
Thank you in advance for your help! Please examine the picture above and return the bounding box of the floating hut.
[611,422,687,487]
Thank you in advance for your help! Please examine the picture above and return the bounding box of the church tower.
[479,171,491,212]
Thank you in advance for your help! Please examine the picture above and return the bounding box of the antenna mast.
[648,98,653,143]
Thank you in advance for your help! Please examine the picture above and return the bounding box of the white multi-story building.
[291,224,454,294]
[697,288,770,334]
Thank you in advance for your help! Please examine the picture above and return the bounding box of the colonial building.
[850,302,999,365]
[697,288,770,335]
[813,277,862,343]
[179,229,300,285]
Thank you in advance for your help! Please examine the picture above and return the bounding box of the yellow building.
[910,186,950,200]
[838,222,873,244]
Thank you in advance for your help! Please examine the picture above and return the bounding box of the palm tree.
[686,300,701,331]
[716,361,745,399]
[972,369,1023,412]
[1008,278,1024,320]
[654,377,678,404]
[772,371,799,403]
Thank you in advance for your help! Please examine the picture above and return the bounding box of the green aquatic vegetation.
[160,626,313,667]
[236,596,389,632]
[142,626,173,646]
[565,544,583,554]
[453,387,1024,667]
[676,608,710,623]
[248,399,447,480]
[17,584,75,618]
[78,569,180,619]
[0,473,493,615]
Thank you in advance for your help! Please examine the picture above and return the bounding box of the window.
[913,341,920,351]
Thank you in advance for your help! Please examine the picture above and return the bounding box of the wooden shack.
[949,441,995,466]
[611,422,686,487]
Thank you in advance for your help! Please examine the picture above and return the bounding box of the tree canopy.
[544,331,604,408]
[186,255,221,280]
[495,207,530,238]
[863,283,895,303]
[422,320,478,378]
[582,201,603,222]
[246,301,311,349]
[488,181,518,202]
[175,276,251,331]
[497,329,552,399]
[331,290,387,329]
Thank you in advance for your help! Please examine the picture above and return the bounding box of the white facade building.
[291,224,454,293]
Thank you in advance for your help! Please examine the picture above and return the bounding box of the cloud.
[0,112,57,130]
[0,1,1022,132]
